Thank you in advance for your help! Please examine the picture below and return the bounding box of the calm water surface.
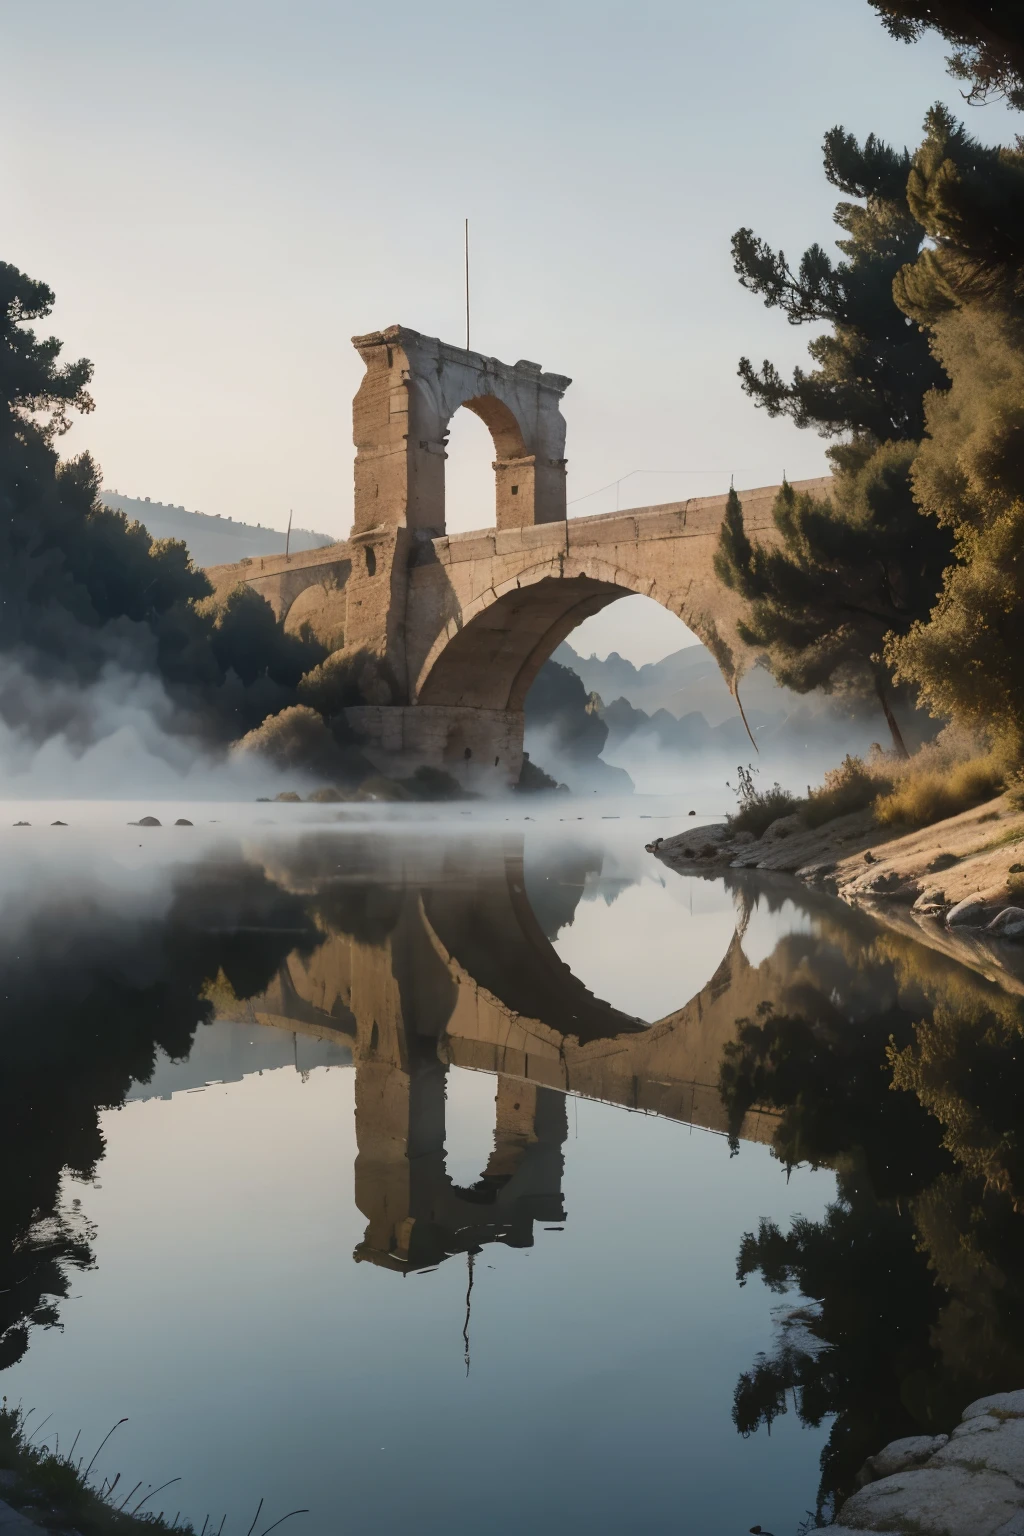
[3,800,1024,1534]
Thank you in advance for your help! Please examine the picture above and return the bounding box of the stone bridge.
[206,324,831,786]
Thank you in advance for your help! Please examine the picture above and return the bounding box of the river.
[2,798,1023,1534]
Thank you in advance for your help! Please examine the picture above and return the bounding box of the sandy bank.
[650,794,1024,994]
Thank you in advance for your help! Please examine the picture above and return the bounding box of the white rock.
[933,1415,1024,1483]
[946,896,987,928]
[859,1434,948,1484]
[963,1389,1024,1422]
[837,1464,1024,1534]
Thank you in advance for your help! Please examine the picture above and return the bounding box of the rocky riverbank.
[826,1387,1024,1534]
[650,794,1024,991]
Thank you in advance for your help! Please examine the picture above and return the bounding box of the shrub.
[234,704,374,784]
[874,751,1006,828]
[726,764,801,838]
[804,754,890,828]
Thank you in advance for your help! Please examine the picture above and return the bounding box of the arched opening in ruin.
[282,576,349,652]
[528,592,711,795]
[412,572,779,797]
[416,572,700,712]
[442,395,529,535]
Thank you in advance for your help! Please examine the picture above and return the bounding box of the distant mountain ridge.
[101,492,336,569]
[551,640,806,726]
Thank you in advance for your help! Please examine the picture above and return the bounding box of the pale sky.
[4,1,1014,663]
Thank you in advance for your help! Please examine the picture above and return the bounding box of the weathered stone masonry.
[205,323,831,786]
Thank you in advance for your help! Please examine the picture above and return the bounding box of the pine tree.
[715,461,949,756]
[721,131,952,754]
[869,2,1024,108]
[885,110,1024,758]
[733,127,945,442]
[0,259,327,742]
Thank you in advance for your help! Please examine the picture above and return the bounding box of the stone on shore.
[987,906,1024,939]
[839,1464,1024,1534]
[946,895,987,927]
[856,1433,948,1486]
[836,1387,1024,1533]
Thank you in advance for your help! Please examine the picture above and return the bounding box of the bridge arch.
[415,555,710,710]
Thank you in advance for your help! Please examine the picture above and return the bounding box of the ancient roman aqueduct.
[207,325,829,786]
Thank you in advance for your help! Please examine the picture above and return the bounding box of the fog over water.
[0,812,835,1535]
[5,807,1024,1533]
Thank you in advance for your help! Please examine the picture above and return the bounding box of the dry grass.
[804,754,892,829]
[1008,771,1024,811]
[874,750,1006,829]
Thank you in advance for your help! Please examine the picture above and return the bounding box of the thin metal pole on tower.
[285,507,293,560]
[463,218,469,351]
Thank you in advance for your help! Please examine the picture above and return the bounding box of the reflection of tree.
[0,861,320,1372]
[734,1175,943,1526]
[720,923,1024,1521]
[889,993,1024,1210]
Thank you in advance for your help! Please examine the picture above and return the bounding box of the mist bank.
[526,642,936,798]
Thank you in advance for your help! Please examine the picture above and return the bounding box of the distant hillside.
[100,492,336,569]
[553,640,937,766]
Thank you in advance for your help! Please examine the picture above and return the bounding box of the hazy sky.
[4,1,1014,662]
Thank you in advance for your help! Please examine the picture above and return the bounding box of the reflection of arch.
[421,850,648,1044]
[226,832,785,1271]
[415,558,696,709]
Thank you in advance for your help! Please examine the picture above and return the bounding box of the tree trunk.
[874,672,909,759]
[733,681,759,753]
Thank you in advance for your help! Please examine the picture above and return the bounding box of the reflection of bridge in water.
[224,839,789,1273]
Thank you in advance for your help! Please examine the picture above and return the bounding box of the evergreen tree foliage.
[870,1,1024,108]
[722,131,954,753]
[895,105,1024,321]
[732,127,944,441]
[721,920,1024,1518]
[0,258,327,746]
[715,459,949,754]
[885,112,1024,757]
